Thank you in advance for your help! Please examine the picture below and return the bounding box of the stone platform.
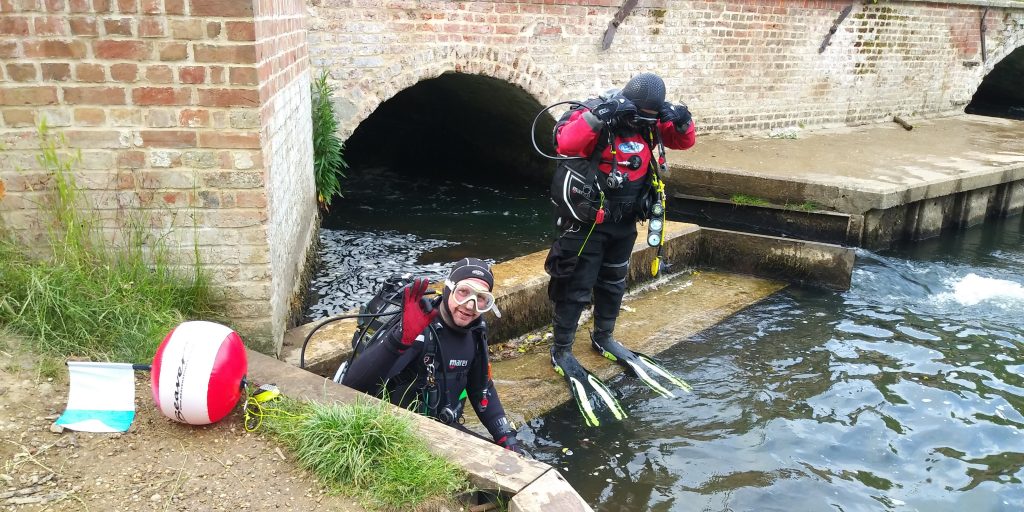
[666,114,1024,248]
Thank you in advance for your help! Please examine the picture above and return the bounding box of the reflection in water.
[526,215,1024,511]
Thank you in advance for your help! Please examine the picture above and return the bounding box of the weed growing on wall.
[0,121,218,367]
[312,69,348,210]
[261,397,469,511]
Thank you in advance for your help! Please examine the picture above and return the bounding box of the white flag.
[56,362,136,433]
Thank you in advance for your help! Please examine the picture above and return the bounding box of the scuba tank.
[332,274,416,383]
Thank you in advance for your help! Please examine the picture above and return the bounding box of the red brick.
[116,0,136,13]
[190,0,251,17]
[208,65,224,84]
[33,16,65,35]
[44,0,64,10]
[0,42,18,59]
[225,21,254,41]
[63,86,127,105]
[132,87,191,106]
[24,40,87,58]
[17,0,41,9]
[103,18,133,36]
[194,44,254,64]
[117,150,146,168]
[0,17,29,36]
[0,87,58,105]
[41,63,70,81]
[140,0,160,13]
[157,41,187,61]
[179,66,206,84]
[178,108,209,127]
[75,63,105,82]
[94,40,151,60]
[69,17,98,36]
[165,0,183,14]
[110,63,137,82]
[140,130,196,148]
[228,67,257,85]
[6,64,38,82]
[197,88,258,107]
[2,109,36,127]
[93,0,111,12]
[139,17,164,37]
[74,107,106,126]
[206,21,220,38]
[198,132,259,149]
[144,65,173,83]
[68,0,88,11]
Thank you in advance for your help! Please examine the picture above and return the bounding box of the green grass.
[730,193,771,207]
[262,397,469,511]
[0,122,218,366]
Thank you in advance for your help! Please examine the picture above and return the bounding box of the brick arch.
[331,45,567,139]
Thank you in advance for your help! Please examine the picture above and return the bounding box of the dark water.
[305,169,552,319]
[521,215,1024,511]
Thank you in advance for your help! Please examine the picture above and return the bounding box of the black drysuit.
[341,315,514,444]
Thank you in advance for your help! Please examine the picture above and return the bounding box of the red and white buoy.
[151,321,247,425]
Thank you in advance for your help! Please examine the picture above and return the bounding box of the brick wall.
[253,0,316,354]
[0,0,313,354]
[308,0,1024,137]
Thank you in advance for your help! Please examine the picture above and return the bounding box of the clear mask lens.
[451,283,495,313]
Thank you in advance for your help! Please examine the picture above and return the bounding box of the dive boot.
[550,346,627,427]
[591,333,692,398]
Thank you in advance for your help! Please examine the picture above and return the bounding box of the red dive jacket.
[555,109,696,184]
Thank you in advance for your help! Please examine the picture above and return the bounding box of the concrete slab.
[481,269,785,426]
[667,114,1024,215]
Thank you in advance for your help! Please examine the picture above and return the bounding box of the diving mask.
[445,279,502,317]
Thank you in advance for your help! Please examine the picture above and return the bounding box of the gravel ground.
[0,337,365,512]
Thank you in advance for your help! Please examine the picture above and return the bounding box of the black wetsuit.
[341,314,514,444]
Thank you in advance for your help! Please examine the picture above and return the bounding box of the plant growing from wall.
[311,70,347,210]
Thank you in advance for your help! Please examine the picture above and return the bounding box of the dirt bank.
[0,336,364,512]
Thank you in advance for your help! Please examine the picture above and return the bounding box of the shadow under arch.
[966,44,1024,120]
[322,72,561,264]
[344,72,556,187]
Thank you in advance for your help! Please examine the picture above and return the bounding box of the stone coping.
[246,349,594,512]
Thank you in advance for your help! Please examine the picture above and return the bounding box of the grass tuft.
[0,121,218,365]
[263,398,468,511]
[730,193,771,207]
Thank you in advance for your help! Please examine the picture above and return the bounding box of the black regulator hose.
[531,100,590,161]
[299,311,394,370]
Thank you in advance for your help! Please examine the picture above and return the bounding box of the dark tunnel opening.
[321,73,558,263]
[966,46,1024,120]
[343,72,557,186]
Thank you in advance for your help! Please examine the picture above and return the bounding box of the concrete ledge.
[698,228,855,291]
[246,349,594,511]
[285,221,702,377]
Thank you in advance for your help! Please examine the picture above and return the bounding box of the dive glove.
[591,97,637,127]
[659,102,692,132]
[399,278,438,347]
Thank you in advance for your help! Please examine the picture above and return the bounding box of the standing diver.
[342,258,525,454]
[545,72,696,426]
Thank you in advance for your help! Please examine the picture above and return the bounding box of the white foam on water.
[934,273,1024,307]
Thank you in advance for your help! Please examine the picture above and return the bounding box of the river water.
[521,214,1024,511]
[311,150,1023,512]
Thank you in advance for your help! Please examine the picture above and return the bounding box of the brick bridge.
[1,0,1022,352]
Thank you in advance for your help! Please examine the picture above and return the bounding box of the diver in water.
[545,72,696,426]
[341,258,525,454]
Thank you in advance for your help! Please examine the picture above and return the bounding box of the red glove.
[400,278,438,346]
